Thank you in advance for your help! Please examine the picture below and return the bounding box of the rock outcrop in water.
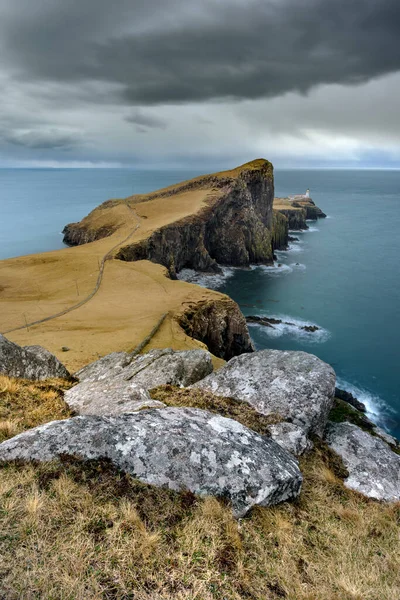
[273,196,326,231]
[0,334,70,380]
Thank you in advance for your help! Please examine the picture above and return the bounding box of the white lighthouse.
[305,188,310,198]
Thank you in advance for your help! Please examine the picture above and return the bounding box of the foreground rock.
[66,348,213,416]
[267,422,312,456]
[0,335,70,380]
[325,422,400,501]
[0,407,302,517]
[193,350,336,437]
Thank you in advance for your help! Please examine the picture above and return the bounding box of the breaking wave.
[247,314,331,344]
[336,378,394,428]
[177,267,235,290]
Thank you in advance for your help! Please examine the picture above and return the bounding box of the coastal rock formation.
[292,199,327,220]
[246,315,320,333]
[274,205,308,231]
[65,348,213,416]
[63,222,116,246]
[335,387,367,413]
[325,422,400,501]
[193,350,336,437]
[272,211,289,251]
[178,298,254,360]
[0,334,70,380]
[267,422,312,456]
[116,160,275,276]
[0,407,303,517]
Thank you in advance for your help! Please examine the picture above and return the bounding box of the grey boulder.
[267,422,312,456]
[0,335,70,380]
[325,422,400,502]
[372,426,399,449]
[0,407,302,517]
[66,348,213,416]
[193,350,336,436]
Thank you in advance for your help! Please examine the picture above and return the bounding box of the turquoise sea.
[0,168,399,436]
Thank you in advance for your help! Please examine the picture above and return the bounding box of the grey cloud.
[2,127,84,150]
[1,0,400,105]
[125,110,167,129]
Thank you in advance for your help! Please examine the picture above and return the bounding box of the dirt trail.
[2,205,141,335]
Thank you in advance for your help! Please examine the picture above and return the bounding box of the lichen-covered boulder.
[0,335,70,380]
[0,407,302,517]
[75,351,130,382]
[193,350,336,436]
[325,422,400,502]
[66,348,213,416]
[267,422,312,456]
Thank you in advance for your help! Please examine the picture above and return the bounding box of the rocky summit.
[0,407,303,517]
[0,334,70,380]
[193,349,336,437]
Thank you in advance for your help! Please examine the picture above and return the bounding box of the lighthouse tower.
[305,188,310,198]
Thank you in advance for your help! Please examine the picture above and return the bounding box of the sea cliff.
[65,160,277,277]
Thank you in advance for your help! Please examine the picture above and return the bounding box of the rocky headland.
[0,160,399,597]
[273,196,326,231]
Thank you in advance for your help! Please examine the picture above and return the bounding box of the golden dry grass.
[0,450,399,600]
[0,375,74,442]
[0,187,226,373]
[0,380,399,599]
[150,385,283,434]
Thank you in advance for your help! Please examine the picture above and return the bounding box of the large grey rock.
[0,407,302,517]
[75,351,130,382]
[372,426,399,449]
[66,348,213,416]
[0,335,70,380]
[193,350,336,436]
[325,422,400,501]
[267,422,312,456]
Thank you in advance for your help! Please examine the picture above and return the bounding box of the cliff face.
[63,223,116,246]
[292,199,327,219]
[117,160,275,277]
[271,211,289,251]
[177,297,255,360]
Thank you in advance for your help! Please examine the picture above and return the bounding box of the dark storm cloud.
[1,0,399,106]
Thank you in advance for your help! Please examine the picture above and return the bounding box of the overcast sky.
[1,0,399,169]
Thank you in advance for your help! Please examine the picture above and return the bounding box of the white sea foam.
[287,242,304,253]
[248,314,330,344]
[177,267,235,290]
[252,263,293,276]
[335,378,393,427]
[306,226,320,232]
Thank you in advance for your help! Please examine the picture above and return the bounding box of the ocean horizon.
[1,167,399,436]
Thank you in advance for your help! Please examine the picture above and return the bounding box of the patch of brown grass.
[0,375,74,442]
[150,385,282,434]
[0,452,399,600]
[0,381,399,599]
